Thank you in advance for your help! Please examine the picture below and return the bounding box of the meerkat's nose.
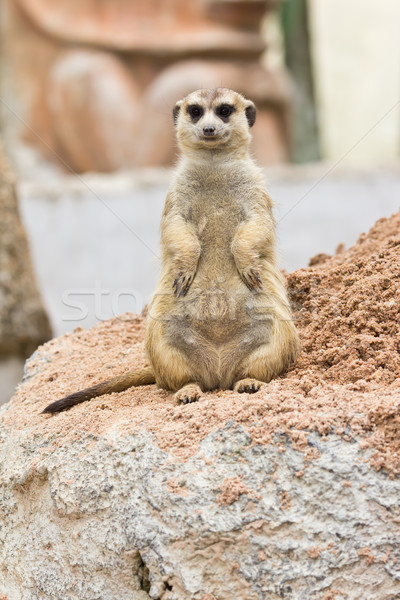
[203,126,216,137]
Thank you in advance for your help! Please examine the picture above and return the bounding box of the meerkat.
[43,88,299,413]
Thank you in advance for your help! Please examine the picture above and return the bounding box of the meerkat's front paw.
[172,271,194,297]
[234,378,263,394]
[241,268,263,291]
[174,384,202,404]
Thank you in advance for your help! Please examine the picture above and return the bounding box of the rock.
[1,212,400,598]
[0,142,51,404]
[0,142,51,355]
[0,388,399,599]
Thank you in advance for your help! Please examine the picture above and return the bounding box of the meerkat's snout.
[202,125,216,138]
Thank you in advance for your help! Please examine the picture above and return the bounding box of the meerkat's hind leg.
[234,319,299,393]
[174,383,203,405]
[233,378,263,394]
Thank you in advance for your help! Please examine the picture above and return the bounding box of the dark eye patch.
[187,104,203,122]
[216,104,235,122]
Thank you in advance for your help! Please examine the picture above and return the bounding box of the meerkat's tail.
[41,366,156,414]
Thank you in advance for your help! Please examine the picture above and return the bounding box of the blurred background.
[0,0,400,402]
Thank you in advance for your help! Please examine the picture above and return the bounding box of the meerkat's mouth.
[198,132,230,144]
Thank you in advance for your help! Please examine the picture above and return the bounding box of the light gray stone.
[0,404,399,599]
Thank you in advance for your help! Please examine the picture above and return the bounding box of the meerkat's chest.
[183,174,250,237]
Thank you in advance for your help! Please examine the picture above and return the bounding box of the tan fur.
[42,88,299,413]
[147,88,299,403]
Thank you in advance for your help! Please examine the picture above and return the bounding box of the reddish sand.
[2,213,400,475]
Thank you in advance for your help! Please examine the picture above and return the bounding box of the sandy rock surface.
[0,212,400,599]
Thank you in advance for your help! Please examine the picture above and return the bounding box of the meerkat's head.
[173,88,256,155]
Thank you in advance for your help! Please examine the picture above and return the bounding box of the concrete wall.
[309,0,400,165]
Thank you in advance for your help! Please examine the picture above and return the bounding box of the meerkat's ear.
[245,101,256,128]
[173,100,183,126]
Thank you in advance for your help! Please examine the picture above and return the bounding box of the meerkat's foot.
[234,378,263,394]
[174,383,203,405]
[241,268,263,291]
[172,271,195,297]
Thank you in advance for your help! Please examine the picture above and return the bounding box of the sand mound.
[2,212,400,476]
[288,212,400,388]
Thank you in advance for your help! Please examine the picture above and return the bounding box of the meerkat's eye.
[216,104,235,121]
[187,105,203,120]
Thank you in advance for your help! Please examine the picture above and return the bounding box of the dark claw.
[243,277,251,290]
[176,274,192,297]
[252,271,262,285]
[250,270,262,288]
[172,273,182,296]
[237,381,261,394]
[243,269,262,291]
[177,276,186,297]
[183,394,199,404]
[172,274,181,293]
